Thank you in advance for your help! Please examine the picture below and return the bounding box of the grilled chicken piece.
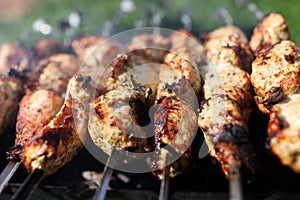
[33,39,61,60]
[8,89,64,160]
[152,97,197,179]
[22,76,92,175]
[0,77,23,136]
[251,40,300,174]
[198,26,258,178]
[71,35,122,68]
[268,94,300,173]
[251,40,300,114]
[204,25,253,73]
[168,29,205,67]
[89,85,154,157]
[156,30,203,104]
[8,54,80,167]
[152,31,204,179]
[128,33,170,61]
[38,54,79,95]
[0,43,30,79]
[250,13,290,55]
[71,35,106,63]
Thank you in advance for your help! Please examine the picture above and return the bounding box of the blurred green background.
[0,0,299,45]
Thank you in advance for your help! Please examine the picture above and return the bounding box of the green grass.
[0,0,299,45]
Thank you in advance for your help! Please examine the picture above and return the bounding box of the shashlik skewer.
[198,25,259,200]
[152,30,204,180]
[88,34,167,200]
[250,13,300,174]
[2,53,83,198]
[0,77,23,193]
[87,32,205,200]
[152,30,204,200]
[0,43,31,194]
[10,74,93,200]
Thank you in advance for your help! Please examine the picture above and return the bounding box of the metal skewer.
[10,169,45,200]
[0,161,21,194]
[158,165,170,200]
[92,148,117,200]
[229,165,243,200]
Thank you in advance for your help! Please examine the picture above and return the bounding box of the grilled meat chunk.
[0,43,30,79]
[250,13,290,55]
[89,85,154,156]
[8,89,64,160]
[267,94,300,173]
[251,40,300,114]
[204,25,253,73]
[128,33,170,61]
[0,77,23,136]
[152,31,204,179]
[71,35,105,62]
[168,29,205,67]
[38,54,79,95]
[251,35,300,173]
[8,52,81,174]
[33,39,61,60]
[22,76,92,175]
[152,97,197,179]
[199,26,258,178]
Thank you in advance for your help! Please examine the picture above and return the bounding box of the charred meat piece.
[38,54,80,95]
[157,30,204,104]
[32,39,62,60]
[152,97,197,179]
[152,31,204,179]
[199,26,258,178]
[89,84,155,157]
[0,77,23,136]
[204,25,253,73]
[0,43,30,80]
[22,76,92,175]
[8,90,64,161]
[250,13,290,55]
[128,33,170,61]
[8,53,81,175]
[71,34,121,70]
[251,39,300,174]
[168,29,205,67]
[251,40,300,114]
[267,94,300,173]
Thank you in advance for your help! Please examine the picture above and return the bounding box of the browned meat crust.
[0,77,23,136]
[204,25,253,73]
[250,13,290,55]
[7,89,64,160]
[152,97,197,179]
[0,43,30,79]
[251,40,300,114]
[199,26,258,178]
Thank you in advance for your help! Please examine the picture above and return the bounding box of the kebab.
[151,29,204,193]
[198,25,259,199]
[0,43,33,193]
[88,30,205,200]
[250,13,300,174]
[87,33,169,200]
[1,52,84,198]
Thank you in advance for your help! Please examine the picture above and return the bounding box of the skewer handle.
[10,169,45,200]
[0,161,21,194]
[92,148,116,200]
[229,165,243,200]
[158,165,170,200]
[92,165,114,200]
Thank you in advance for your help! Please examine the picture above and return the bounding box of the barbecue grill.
[0,1,300,200]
